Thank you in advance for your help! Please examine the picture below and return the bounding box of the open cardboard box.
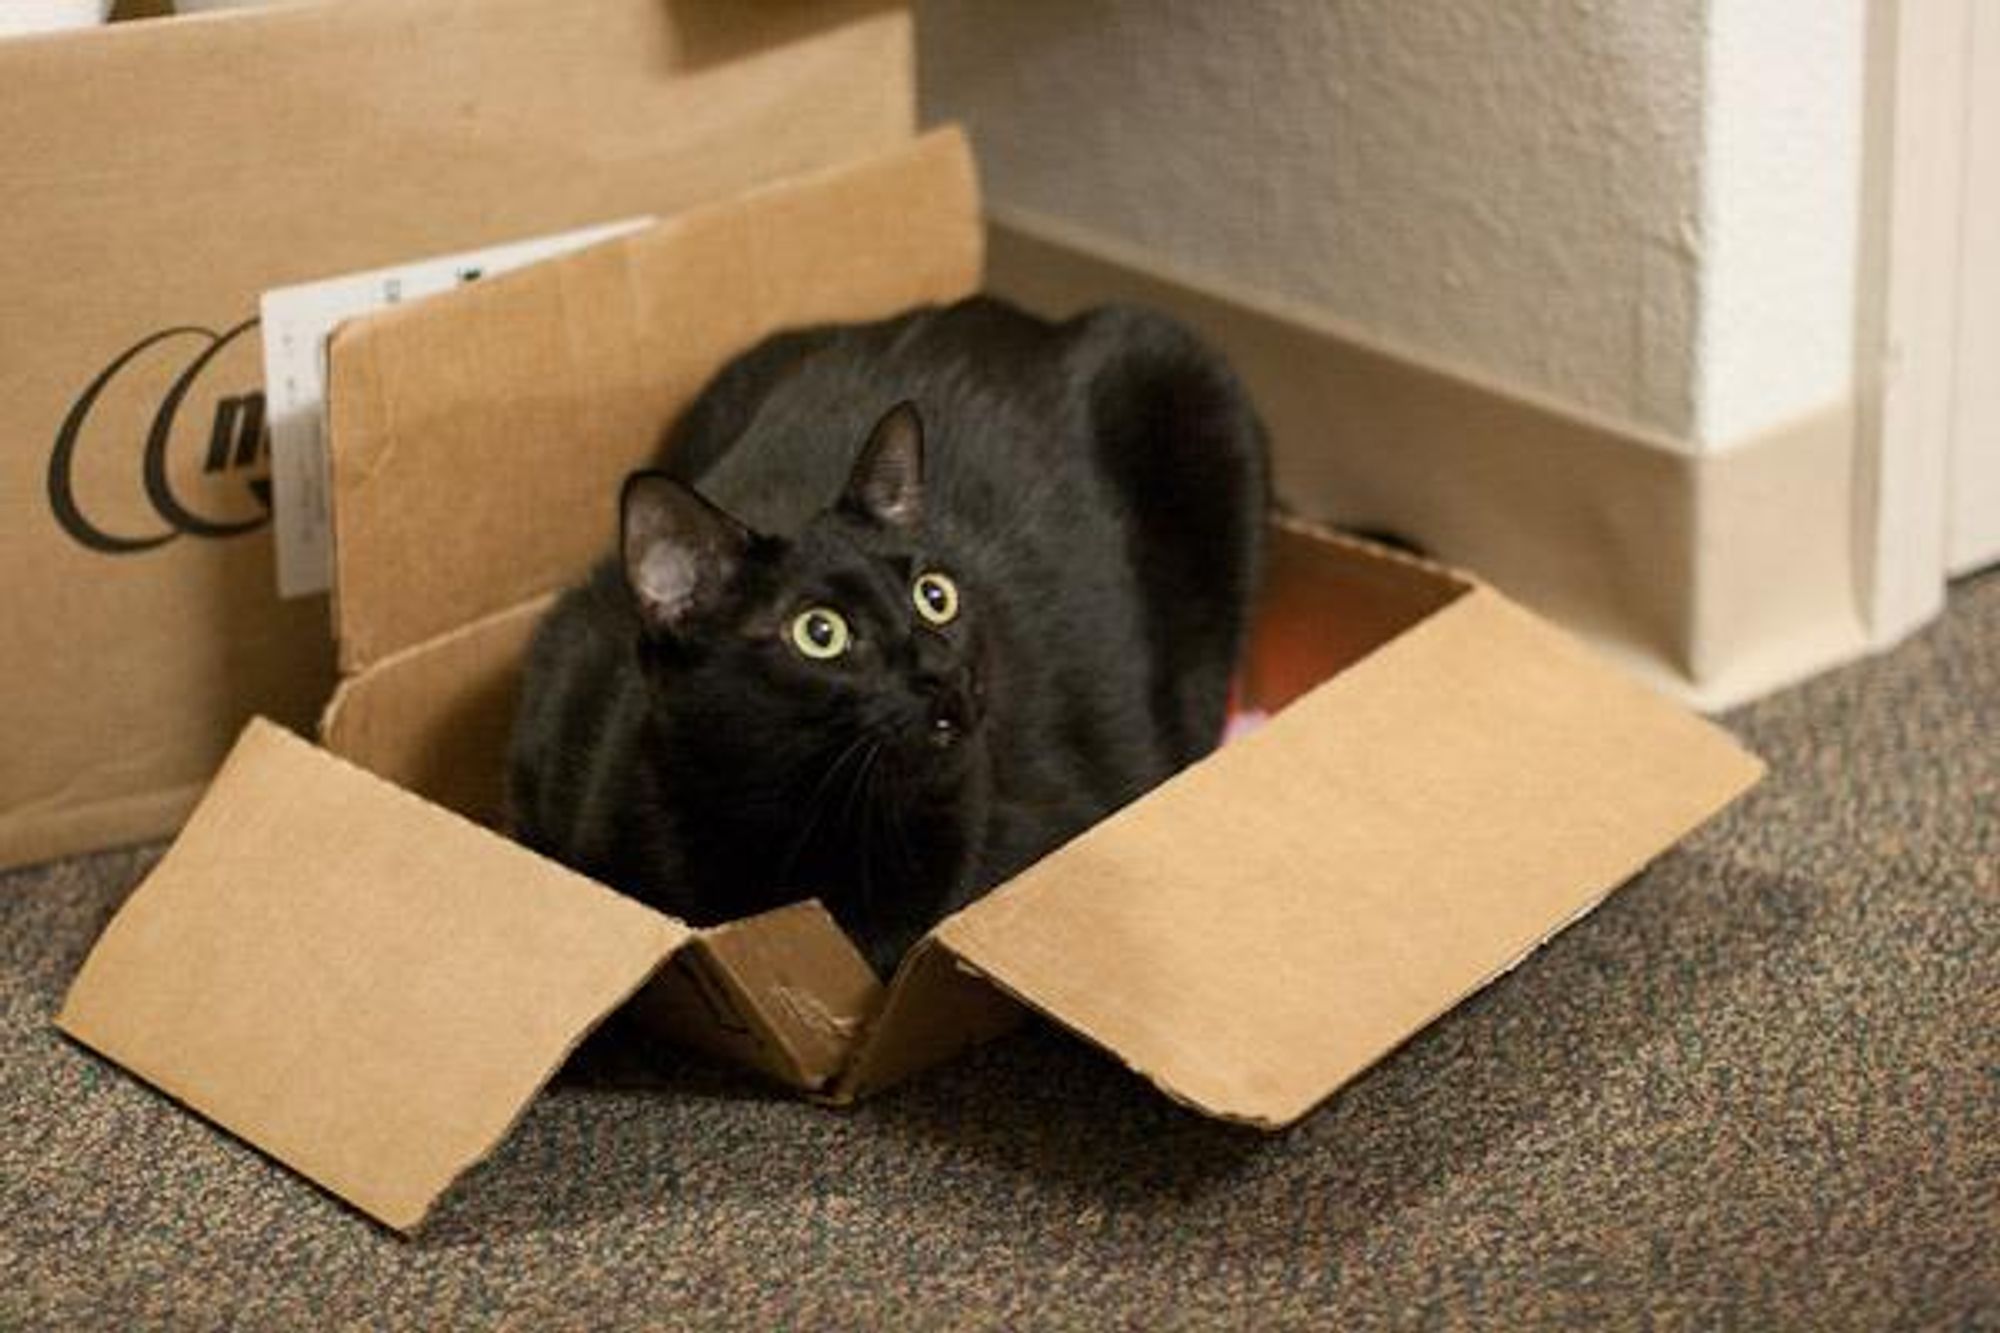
[57,132,1765,1233]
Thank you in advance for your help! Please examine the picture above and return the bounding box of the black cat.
[507,297,1268,975]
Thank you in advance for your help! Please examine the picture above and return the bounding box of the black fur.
[507,298,1268,975]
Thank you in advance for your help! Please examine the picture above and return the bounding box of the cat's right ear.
[621,472,752,636]
[840,400,925,529]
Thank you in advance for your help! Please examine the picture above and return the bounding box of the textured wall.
[918,0,1864,449]
[1698,1,1864,444]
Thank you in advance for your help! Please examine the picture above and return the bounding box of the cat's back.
[659,299,1097,530]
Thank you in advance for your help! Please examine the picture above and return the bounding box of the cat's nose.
[926,691,967,747]
[922,674,980,747]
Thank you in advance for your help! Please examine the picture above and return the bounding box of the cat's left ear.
[621,471,752,636]
[840,400,925,529]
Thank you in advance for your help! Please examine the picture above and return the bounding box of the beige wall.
[918,0,1876,706]
[919,0,1864,451]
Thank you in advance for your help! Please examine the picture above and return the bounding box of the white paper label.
[260,218,654,599]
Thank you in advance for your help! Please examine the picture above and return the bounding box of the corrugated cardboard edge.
[827,937,1029,1104]
[55,719,694,1233]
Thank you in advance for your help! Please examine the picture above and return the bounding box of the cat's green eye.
[789,606,851,660]
[912,571,959,625]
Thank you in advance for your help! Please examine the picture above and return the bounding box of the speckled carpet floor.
[4,572,1995,1330]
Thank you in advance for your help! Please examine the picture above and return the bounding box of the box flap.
[56,719,689,1232]
[321,595,553,826]
[625,901,884,1092]
[327,128,983,672]
[932,584,1765,1127]
[832,938,1028,1103]
[827,521,1473,1104]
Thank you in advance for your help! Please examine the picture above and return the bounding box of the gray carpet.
[5,572,1995,1330]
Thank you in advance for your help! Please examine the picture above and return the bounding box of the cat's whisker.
[845,737,889,917]
[777,728,881,883]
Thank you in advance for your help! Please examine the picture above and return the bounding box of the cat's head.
[619,401,989,796]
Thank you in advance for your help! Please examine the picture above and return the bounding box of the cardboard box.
[57,133,1764,1234]
[1,0,917,871]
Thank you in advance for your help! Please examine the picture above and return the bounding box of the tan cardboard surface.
[2,0,915,870]
[834,939,1029,1103]
[322,596,554,827]
[934,583,1766,1127]
[830,523,1466,1101]
[687,904,883,1090]
[615,902,883,1093]
[57,720,690,1232]
[327,129,983,672]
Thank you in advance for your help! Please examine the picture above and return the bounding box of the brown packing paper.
[56,720,690,1233]
[1,0,916,870]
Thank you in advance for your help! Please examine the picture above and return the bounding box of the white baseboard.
[985,207,1872,711]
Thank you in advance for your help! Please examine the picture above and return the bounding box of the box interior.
[326,515,1487,1098]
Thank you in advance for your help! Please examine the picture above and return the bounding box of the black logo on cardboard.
[48,319,271,554]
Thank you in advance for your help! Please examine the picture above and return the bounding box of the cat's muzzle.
[924,679,981,749]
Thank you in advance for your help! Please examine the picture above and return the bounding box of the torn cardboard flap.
[327,128,983,675]
[57,719,690,1233]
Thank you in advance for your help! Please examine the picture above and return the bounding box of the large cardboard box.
[1,0,916,871]
[58,133,1764,1234]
